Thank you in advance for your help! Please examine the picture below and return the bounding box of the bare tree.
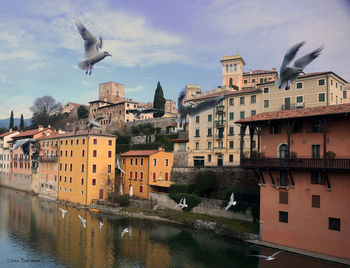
[30,96,62,128]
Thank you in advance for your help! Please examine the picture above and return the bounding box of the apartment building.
[119,149,174,199]
[184,54,348,167]
[57,130,117,205]
[0,130,20,176]
[237,103,350,261]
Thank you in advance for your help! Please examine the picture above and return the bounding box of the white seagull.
[177,88,225,126]
[225,193,237,211]
[75,18,112,75]
[180,198,188,209]
[99,219,103,230]
[87,116,104,132]
[121,228,129,238]
[127,108,163,119]
[78,214,87,228]
[116,158,126,174]
[175,198,184,208]
[276,42,323,90]
[251,251,282,261]
[59,208,67,218]
[12,138,36,156]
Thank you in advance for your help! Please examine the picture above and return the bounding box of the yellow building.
[120,149,174,199]
[183,55,348,167]
[57,130,117,205]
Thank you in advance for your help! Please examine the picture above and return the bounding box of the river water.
[0,187,347,268]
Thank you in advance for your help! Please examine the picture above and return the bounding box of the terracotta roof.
[236,103,350,124]
[120,150,159,157]
[88,100,114,104]
[243,70,277,76]
[37,130,117,139]
[12,128,50,139]
[0,131,17,138]
[171,138,189,143]
[188,88,261,102]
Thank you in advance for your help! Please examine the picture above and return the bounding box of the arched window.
[230,64,233,72]
[278,143,289,159]
[226,64,228,72]
[234,63,237,72]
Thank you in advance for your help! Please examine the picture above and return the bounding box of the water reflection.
[0,187,347,268]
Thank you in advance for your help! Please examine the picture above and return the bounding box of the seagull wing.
[293,46,323,70]
[189,95,224,117]
[251,254,268,259]
[97,35,103,50]
[13,139,29,150]
[75,18,99,58]
[270,251,282,258]
[95,116,105,122]
[139,108,162,114]
[230,193,234,202]
[117,158,126,174]
[280,41,305,74]
[178,88,187,111]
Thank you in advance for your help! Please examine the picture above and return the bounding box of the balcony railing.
[281,102,304,110]
[215,120,226,127]
[216,134,224,139]
[38,156,58,162]
[241,158,350,170]
[216,105,225,112]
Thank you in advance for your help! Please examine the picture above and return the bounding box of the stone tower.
[220,54,245,89]
[99,82,124,103]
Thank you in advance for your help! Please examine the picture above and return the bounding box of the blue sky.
[0,0,349,119]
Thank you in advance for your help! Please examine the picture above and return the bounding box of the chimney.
[158,146,164,152]
[38,125,44,131]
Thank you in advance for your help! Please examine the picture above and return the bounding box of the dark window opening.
[329,217,340,231]
[279,211,288,223]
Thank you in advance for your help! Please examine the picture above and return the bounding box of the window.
[229,64,232,72]
[93,139,97,145]
[82,150,85,157]
[263,87,269,94]
[336,82,338,88]
[141,158,144,166]
[92,179,96,186]
[69,164,72,172]
[344,91,347,99]
[234,63,237,71]
[296,96,303,103]
[76,139,79,145]
[108,140,112,146]
[69,177,72,183]
[65,140,67,145]
[312,195,320,208]
[60,163,62,171]
[135,158,138,165]
[207,128,212,137]
[108,151,112,158]
[196,116,200,123]
[93,150,97,157]
[140,172,143,180]
[153,158,157,166]
[59,176,62,182]
[108,165,111,173]
[259,78,264,83]
[312,145,321,159]
[329,218,340,231]
[229,141,234,149]
[279,211,288,223]
[279,192,288,204]
[65,151,67,157]
[229,98,234,106]
[280,171,288,186]
[70,140,73,145]
[82,139,85,144]
[208,155,211,162]
[92,164,96,173]
[195,129,200,137]
[331,79,333,86]
[165,159,169,166]
[208,114,212,122]
[64,163,67,171]
[135,172,138,179]
[153,172,156,181]
[208,142,212,149]
[250,95,256,104]
[240,111,245,119]
[229,154,233,162]
[81,190,84,196]
[318,79,325,86]
[251,110,256,116]
[229,127,234,135]
[244,80,247,84]
[240,97,245,104]
[293,121,303,133]
[129,171,133,179]
[196,142,199,150]
[130,158,133,165]
[264,100,269,108]
[81,178,84,185]
[81,164,84,172]
[226,64,228,72]
[139,185,143,193]
[60,150,62,157]
[311,171,325,184]
[165,172,169,181]
[296,82,302,89]
[229,112,234,120]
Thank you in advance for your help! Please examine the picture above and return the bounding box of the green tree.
[9,110,14,130]
[77,105,89,119]
[194,170,218,197]
[153,81,165,117]
[20,114,25,130]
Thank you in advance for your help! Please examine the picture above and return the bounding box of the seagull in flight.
[87,116,104,132]
[12,138,36,156]
[127,108,163,119]
[251,251,282,261]
[175,198,188,209]
[78,214,87,228]
[276,42,323,89]
[99,219,103,230]
[75,18,112,75]
[177,88,225,126]
[59,208,67,218]
[175,198,184,208]
[121,228,129,238]
[225,193,237,211]
[116,158,126,174]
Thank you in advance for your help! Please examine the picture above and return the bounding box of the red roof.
[36,130,117,139]
[12,129,49,139]
[0,131,18,138]
[243,70,277,76]
[236,103,350,124]
[120,150,159,157]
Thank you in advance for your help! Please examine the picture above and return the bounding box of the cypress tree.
[9,110,14,130]
[153,81,166,117]
[20,114,25,130]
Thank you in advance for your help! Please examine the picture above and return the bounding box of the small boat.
[89,208,100,213]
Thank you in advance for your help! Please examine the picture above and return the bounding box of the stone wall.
[0,172,32,192]
[130,135,155,144]
[173,152,188,167]
[125,117,177,134]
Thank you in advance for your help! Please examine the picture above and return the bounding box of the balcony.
[215,120,226,127]
[38,156,58,162]
[240,158,350,170]
[281,102,304,110]
[216,134,224,140]
[216,105,225,113]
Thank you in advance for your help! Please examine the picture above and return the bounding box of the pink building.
[237,103,350,261]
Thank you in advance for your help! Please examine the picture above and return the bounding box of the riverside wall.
[0,172,32,192]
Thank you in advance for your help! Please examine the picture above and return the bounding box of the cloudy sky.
[0,0,349,119]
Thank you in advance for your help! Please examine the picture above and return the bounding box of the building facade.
[120,149,174,199]
[237,103,350,261]
[0,130,20,176]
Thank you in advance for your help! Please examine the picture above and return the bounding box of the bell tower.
[220,54,245,90]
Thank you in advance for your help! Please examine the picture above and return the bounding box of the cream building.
[182,54,348,167]
[0,130,20,176]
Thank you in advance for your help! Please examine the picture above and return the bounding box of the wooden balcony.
[241,158,350,171]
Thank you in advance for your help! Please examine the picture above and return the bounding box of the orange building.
[237,103,350,261]
[57,130,117,205]
[120,149,174,199]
